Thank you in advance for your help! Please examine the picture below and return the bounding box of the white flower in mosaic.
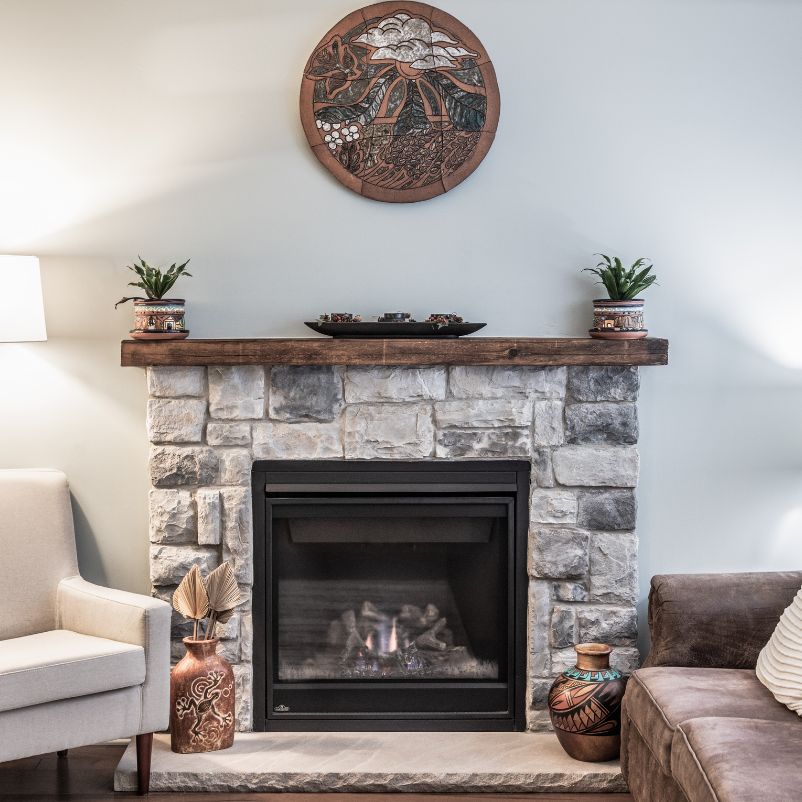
[356,13,476,70]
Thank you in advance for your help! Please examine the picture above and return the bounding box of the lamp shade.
[0,256,47,342]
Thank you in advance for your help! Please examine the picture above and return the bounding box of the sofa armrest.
[57,576,170,733]
[643,571,802,669]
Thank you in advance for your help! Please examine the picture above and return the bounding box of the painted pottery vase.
[589,299,647,340]
[548,643,627,762]
[131,298,189,340]
[170,638,235,754]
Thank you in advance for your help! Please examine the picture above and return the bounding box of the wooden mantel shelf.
[121,337,668,368]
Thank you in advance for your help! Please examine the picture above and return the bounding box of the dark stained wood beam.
[121,337,668,368]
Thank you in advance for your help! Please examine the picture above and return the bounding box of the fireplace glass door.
[273,498,508,683]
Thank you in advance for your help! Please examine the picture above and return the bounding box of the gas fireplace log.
[415,618,449,651]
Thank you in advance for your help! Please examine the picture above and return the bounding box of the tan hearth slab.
[114,732,626,793]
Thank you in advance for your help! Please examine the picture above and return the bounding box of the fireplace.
[252,460,529,731]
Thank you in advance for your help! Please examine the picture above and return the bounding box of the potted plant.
[115,256,192,340]
[170,562,244,754]
[583,254,657,340]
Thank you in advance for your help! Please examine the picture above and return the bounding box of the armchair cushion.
[624,666,797,774]
[0,630,145,713]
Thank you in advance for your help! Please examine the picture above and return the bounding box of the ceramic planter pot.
[130,298,189,340]
[170,638,235,754]
[548,643,627,762]
[589,299,647,340]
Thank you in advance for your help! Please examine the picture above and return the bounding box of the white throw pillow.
[756,585,802,715]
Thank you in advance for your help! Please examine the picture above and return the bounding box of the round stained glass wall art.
[300,2,500,203]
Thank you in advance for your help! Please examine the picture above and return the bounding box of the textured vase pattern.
[170,638,235,754]
[591,300,645,333]
[133,299,186,333]
[548,643,627,762]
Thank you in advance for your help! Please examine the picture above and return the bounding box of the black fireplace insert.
[252,460,529,731]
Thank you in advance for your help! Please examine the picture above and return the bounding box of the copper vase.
[548,643,627,762]
[170,638,235,754]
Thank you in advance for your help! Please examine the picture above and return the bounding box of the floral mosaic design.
[301,3,499,202]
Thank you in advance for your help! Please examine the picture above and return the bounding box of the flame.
[388,617,398,654]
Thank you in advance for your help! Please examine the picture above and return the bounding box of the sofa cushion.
[0,629,145,712]
[624,666,798,773]
[756,584,802,715]
[672,717,802,802]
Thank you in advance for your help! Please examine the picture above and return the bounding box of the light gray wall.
[1,1,800,646]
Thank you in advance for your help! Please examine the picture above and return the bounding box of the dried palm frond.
[173,565,209,639]
[203,561,243,638]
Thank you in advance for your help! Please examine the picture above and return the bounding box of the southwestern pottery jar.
[589,298,647,340]
[130,298,189,340]
[548,643,627,762]
[170,638,235,754]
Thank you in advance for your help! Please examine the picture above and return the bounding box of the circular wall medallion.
[300,3,500,203]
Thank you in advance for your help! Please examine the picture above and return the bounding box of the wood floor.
[0,744,634,801]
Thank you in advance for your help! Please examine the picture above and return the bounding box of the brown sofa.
[621,571,802,802]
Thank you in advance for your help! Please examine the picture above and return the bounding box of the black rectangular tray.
[304,321,486,338]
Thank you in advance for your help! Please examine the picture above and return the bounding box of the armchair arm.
[643,571,802,670]
[57,575,171,733]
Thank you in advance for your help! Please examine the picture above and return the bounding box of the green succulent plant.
[115,256,192,307]
[583,254,657,301]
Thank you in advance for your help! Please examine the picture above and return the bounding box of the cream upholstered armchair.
[0,469,170,794]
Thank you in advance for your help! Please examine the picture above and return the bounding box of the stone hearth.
[145,364,641,731]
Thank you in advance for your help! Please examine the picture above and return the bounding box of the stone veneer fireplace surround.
[142,357,648,733]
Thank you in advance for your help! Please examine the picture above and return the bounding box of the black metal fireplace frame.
[252,460,529,732]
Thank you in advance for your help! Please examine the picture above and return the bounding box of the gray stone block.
[147,367,205,398]
[269,366,343,422]
[149,545,219,586]
[589,532,638,604]
[217,639,240,664]
[344,367,446,402]
[610,646,641,674]
[528,677,553,710]
[530,489,577,525]
[434,398,533,429]
[150,446,218,487]
[435,428,531,458]
[149,489,196,544]
[529,528,589,579]
[147,399,206,444]
[240,612,253,662]
[233,663,253,731]
[552,446,639,487]
[565,403,638,445]
[550,606,576,649]
[552,581,589,602]
[448,366,566,399]
[344,404,434,459]
[577,490,637,530]
[218,448,252,486]
[567,367,639,402]
[528,580,551,677]
[221,487,253,585]
[197,488,221,545]
[576,606,637,646]
[550,647,581,674]
[252,420,342,459]
[533,400,564,446]
[209,367,265,420]
[531,449,555,487]
[207,422,251,447]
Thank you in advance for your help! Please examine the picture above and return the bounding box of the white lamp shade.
[0,256,47,342]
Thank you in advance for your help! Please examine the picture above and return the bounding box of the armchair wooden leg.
[135,733,153,795]
[56,749,68,758]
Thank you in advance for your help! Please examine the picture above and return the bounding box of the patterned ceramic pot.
[589,299,647,340]
[131,298,188,340]
[548,643,627,762]
[170,638,235,754]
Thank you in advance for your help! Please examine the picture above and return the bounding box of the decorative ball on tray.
[305,312,485,338]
